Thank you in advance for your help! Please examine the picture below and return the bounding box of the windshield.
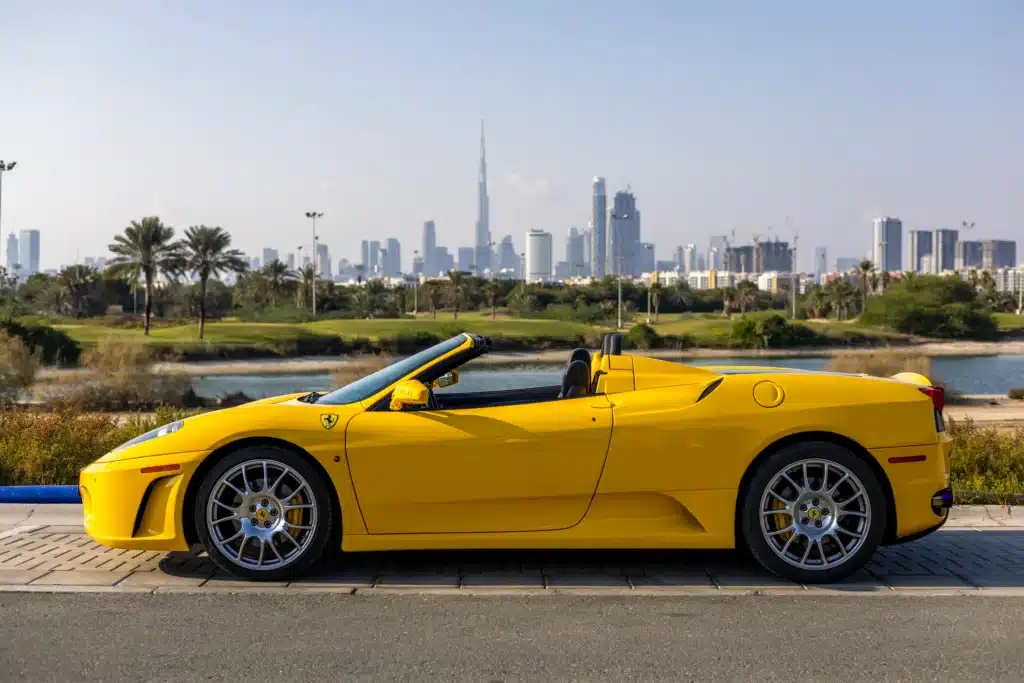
[317,334,469,405]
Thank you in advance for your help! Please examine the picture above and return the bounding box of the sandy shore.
[31,340,1024,380]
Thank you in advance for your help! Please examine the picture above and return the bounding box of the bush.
[623,323,661,350]
[1009,388,1024,400]
[0,320,81,365]
[860,275,998,340]
[58,340,193,410]
[0,331,39,403]
[824,350,931,377]
[729,314,826,349]
[0,405,195,485]
[948,418,1024,503]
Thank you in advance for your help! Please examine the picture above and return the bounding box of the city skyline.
[3,3,1022,270]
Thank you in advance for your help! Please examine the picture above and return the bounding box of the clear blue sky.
[3,0,1022,271]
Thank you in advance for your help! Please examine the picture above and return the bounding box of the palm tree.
[880,271,892,292]
[421,281,442,319]
[445,270,466,320]
[296,266,315,309]
[857,260,874,313]
[262,259,294,308]
[483,280,502,320]
[804,284,828,319]
[107,216,183,335]
[721,286,736,318]
[649,282,663,322]
[736,281,758,315]
[56,265,101,318]
[182,226,247,340]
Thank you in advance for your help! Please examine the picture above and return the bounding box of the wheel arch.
[182,436,343,548]
[733,431,898,546]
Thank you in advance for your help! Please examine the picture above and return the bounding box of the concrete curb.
[0,486,80,504]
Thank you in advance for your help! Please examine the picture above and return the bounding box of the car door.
[345,394,613,534]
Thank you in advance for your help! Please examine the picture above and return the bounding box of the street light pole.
[644,244,655,324]
[791,233,798,320]
[305,211,323,316]
[413,250,419,316]
[0,161,17,264]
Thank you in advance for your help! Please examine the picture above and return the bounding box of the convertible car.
[80,332,953,583]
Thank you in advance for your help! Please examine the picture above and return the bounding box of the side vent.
[697,377,724,402]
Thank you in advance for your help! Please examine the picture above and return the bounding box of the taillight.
[919,386,945,432]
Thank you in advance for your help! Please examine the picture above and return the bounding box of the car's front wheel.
[194,446,334,580]
[741,441,887,584]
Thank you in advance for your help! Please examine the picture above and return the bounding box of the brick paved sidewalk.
[1,505,1022,595]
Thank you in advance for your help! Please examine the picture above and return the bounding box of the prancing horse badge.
[320,413,339,430]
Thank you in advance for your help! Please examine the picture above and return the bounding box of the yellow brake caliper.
[772,500,793,543]
[286,492,304,538]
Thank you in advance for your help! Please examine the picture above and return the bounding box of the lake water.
[192,354,1024,399]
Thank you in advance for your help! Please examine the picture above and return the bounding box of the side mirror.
[432,370,459,389]
[390,380,430,411]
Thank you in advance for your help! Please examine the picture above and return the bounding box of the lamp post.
[791,233,798,320]
[412,250,419,316]
[305,211,323,316]
[644,244,655,324]
[0,160,17,262]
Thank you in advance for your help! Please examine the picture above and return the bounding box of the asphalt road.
[2,593,1023,682]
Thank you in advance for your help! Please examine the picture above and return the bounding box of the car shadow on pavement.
[154,529,1024,590]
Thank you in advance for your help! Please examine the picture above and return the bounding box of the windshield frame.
[315,334,474,407]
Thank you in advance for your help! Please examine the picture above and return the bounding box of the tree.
[735,281,758,315]
[421,281,443,319]
[857,260,873,313]
[295,266,315,309]
[181,226,247,340]
[721,286,736,318]
[56,265,102,318]
[107,217,184,335]
[804,284,828,319]
[445,270,467,319]
[483,279,502,319]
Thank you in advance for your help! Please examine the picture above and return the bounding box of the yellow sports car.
[80,332,953,583]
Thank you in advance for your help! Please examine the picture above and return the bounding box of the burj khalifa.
[474,120,491,275]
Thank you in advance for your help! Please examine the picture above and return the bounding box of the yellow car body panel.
[80,333,951,558]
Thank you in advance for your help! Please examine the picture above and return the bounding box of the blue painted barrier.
[0,486,82,504]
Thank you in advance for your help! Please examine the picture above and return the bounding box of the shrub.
[58,340,193,410]
[860,275,998,340]
[623,323,661,350]
[948,418,1024,503]
[0,320,81,365]
[729,314,826,349]
[0,405,195,485]
[1009,388,1024,400]
[0,331,39,403]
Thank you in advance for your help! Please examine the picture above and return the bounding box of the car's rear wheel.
[741,441,886,584]
[194,446,334,580]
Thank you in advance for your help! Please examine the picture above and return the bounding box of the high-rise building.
[638,242,655,274]
[708,236,729,271]
[725,245,755,273]
[249,256,261,271]
[955,240,983,270]
[683,244,697,273]
[286,253,295,270]
[368,240,380,277]
[933,229,959,272]
[474,121,492,274]
[983,240,1016,270]
[316,243,331,279]
[872,217,902,272]
[262,248,279,266]
[5,233,17,272]
[421,221,437,277]
[18,230,40,277]
[582,227,593,275]
[813,247,828,280]
[384,238,402,276]
[566,227,586,277]
[434,246,454,274]
[607,189,640,276]
[497,235,518,279]
[457,247,474,273]
[908,230,933,273]
[525,229,553,283]
[360,241,370,273]
[591,178,607,277]
[757,239,792,272]
[836,257,861,272]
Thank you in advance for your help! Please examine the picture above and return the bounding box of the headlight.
[114,420,184,452]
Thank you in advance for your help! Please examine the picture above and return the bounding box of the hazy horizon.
[2,1,1022,271]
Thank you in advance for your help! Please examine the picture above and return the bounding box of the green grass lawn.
[995,312,1024,331]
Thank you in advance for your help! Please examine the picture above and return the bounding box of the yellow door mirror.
[432,370,459,389]
[390,380,430,411]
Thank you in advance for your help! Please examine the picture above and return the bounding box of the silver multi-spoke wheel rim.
[205,459,318,571]
[759,458,871,570]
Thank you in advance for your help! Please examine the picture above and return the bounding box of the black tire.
[194,446,335,580]
[740,441,887,584]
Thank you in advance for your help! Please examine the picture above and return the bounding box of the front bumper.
[79,450,207,552]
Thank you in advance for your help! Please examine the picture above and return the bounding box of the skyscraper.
[872,217,902,272]
[582,227,592,275]
[955,241,984,270]
[316,243,331,280]
[17,230,39,277]
[286,253,295,270]
[457,247,474,273]
[708,236,729,271]
[497,235,518,278]
[5,233,17,272]
[683,244,697,273]
[982,240,1016,270]
[384,238,402,276]
[607,189,640,276]
[525,229,553,283]
[566,227,586,277]
[591,178,607,277]
[360,240,370,273]
[421,221,437,277]
[262,248,279,266]
[908,231,933,273]
[368,240,381,277]
[813,247,827,280]
[933,229,959,272]
[474,121,491,274]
